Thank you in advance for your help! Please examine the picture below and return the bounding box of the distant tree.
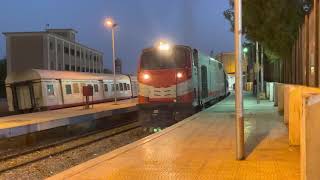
[223,0,305,61]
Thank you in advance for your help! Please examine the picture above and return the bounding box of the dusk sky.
[0,0,234,74]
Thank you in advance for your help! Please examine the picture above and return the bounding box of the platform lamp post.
[104,18,118,105]
[234,0,245,160]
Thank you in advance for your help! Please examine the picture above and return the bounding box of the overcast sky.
[0,0,234,74]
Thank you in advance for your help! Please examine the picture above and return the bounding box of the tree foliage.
[224,0,305,61]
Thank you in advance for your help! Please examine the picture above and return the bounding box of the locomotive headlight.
[143,73,151,80]
[158,41,171,51]
[177,72,183,79]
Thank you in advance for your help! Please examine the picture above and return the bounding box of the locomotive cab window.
[94,84,99,93]
[65,84,72,95]
[47,84,55,96]
[140,47,189,70]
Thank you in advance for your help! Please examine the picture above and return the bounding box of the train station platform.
[0,99,137,138]
[49,93,300,179]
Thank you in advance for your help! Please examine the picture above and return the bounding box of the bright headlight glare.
[143,73,150,80]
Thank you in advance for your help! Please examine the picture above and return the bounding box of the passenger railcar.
[5,69,137,112]
[138,44,228,126]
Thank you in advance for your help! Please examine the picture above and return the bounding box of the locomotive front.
[137,43,195,128]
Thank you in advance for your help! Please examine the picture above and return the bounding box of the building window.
[73,83,80,94]
[94,84,99,92]
[82,67,85,72]
[104,84,108,92]
[86,53,88,59]
[49,42,54,50]
[81,52,84,58]
[71,49,75,56]
[71,65,75,71]
[64,47,69,54]
[76,51,80,57]
[94,56,96,61]
[65,64,70,70]
[57,44,61,52]
[47,84,55,96]
[77,67,80,72]
[65,84,72,95]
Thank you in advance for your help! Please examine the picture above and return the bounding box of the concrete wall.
[301,94,320,180]
[8,35,44,73]
[277,83,285,113]
[286,86,320,146]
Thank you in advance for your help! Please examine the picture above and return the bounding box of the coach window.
[119,83,124,91]
[80,83,85,93]
[127,84,131,90]
[65,84,72,95]
[104,84,108,92]
[94,84,99,93]
[124,83,127,91]
[116,84,119,91]
[111,84,115,91]
[47,84,55,96]
[73,83,80,94]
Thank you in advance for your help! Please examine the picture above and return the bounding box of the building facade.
[3,29,103,74]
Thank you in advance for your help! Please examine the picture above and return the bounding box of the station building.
[3,29,103,74]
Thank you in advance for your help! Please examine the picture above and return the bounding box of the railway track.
[0,120,140,174]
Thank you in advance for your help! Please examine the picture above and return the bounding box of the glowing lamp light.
[177,72,183,78]
[158,41,171,51]
[243,47,249,54]
[143,73,150,80]
[104,18,117,28]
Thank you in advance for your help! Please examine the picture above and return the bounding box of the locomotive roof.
[6,69,131,84]
[142,45,193,52]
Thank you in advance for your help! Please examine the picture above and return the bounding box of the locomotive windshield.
[140,47,189,70]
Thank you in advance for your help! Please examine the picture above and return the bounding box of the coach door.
[201,66,208,98]
[15,83,35,111]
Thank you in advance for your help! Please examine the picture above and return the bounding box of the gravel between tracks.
[0,127,150,180]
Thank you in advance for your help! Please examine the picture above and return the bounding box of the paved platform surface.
[0,99,137,138]
[49,93,300,180]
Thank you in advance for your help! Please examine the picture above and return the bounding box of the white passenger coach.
[5,69,138,112]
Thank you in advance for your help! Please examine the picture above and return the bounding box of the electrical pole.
[234,0,244,160]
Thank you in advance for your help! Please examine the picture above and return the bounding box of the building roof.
[6,69,130,84]
[46,28,78,33]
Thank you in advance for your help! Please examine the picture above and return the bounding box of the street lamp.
[104,18,118,104]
